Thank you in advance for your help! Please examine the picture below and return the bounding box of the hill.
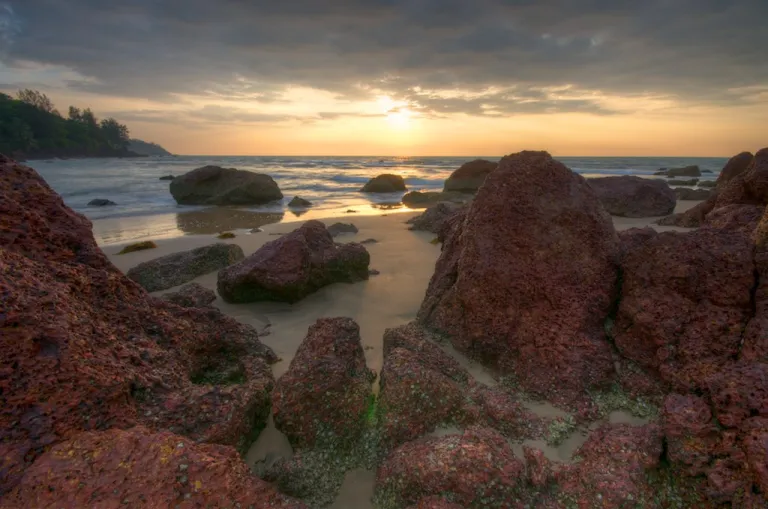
[128,139,172,156]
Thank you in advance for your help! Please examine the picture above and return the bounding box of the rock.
[675,187,712,200]
[406,496,466,509]
[360,174,407,193]
[217,221,370,303]
[288,196,312,208]
[523,446,553,488]
[663,394,719,476]
[618,227,658,258]
[272,318,374,449]
[368,269,380,276]
[127,243,245,292]
[87,198,116,206]
[668,165,701,177]
[698,180,717,188]
[418,151,619,407]
[667,178,699,186]
[3,427,307,509]
[0,158,278,495]
[703,204,764,234]
[654,168,669,176]
[327,222,359,237]
[159,174,175,180]
[161,282,217,308]
[443,159,498,193]
[360,238,378,244]
[117,240,158,254]
[375,427,526,508]
[613,228,754,391]
[707,363,768,429]
[588,176,676,217]
[169,165,283,205]
[406,202,465,234]
[716,151,753,187]
[742,417,768,497]
[402,190,471,208]
[217,231,236,239]
[262,451,345,507]
[744,211,768,363]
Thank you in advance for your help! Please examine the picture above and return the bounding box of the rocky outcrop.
[675,187,712,200]
[361,174,407,193]
[169,165,283,205]
[418,151,619,407]
[161,282,217,307]
[288,196,312,208]
[716,151,753,187]
[402,190,470,208]
[0,157,280,500]
[406,202,465,234]
[588,176,676,217]
[3,427,307,508]
[127,243,245,292]
[443,159,497,193]
[668,165,701,177]
[217,221,370,303]
[272,318,375,449]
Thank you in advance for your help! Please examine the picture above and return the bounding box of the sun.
[386,108,412,129]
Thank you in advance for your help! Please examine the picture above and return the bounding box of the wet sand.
[103,201,699,508]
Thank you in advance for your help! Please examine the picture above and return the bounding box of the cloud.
[3,0,767,119]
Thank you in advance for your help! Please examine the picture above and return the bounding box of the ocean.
[28,155,726,245]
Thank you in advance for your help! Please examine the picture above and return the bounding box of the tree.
[100,118,130,150]
[17,89,58,115]
[80,108,98,129]
[68,106,82,122]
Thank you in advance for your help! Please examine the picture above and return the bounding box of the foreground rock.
[0,156,279,497]
[361,173,406,193]
[588,176,676,217]
[217,220,370,303]
[419,151,619,407]
[3,427,307,508]
[675,187,712,200]
[406,202,465,234]
[402,190,470,208]
[716,151,754,187]
[127,243,245,292]
[443,159,497,193]
[170,165,283,205]
[667,165,701,177]
[273,318,374,449]
[161,282,217,307]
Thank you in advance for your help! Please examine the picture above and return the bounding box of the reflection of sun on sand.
[104,200,700,508]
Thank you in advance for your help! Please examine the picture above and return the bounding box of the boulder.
[0,158,278,495]
[406,202,465,234]
[127,243,245,292]
[667,178,699,186]
[3,427,307,509]
[360,174,406,193]
[159,174,175,180]
[418,151,619,407]
[675,187,712,200]
[375,427,526,508]
[161,282,217,308]
[698,180,717,188]
[716,151,753,187]
[402,190,470,208]
[272,318,375,449]
[288,196,312,208]
[217,220,370,303]
[169,165,283,205]
[87,198,116,206]
[327,222,359,237]
[588,176,676,217]
[613,228,754,392]
[443,159,497,193]
[703,204,764,234]
[668,165,701,177]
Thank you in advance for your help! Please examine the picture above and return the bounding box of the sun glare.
[386,108,412,129]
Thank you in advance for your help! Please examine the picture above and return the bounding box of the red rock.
[743,216,768,363]
[217,220,370,303]
[741,417,768,498]
[0,159,277,494]
[272,318,374,449]
[707,362,768,429]
[406,496,466,509]
[443,159,498,193]
[418,151,619,407]
[702,203,764,234]
[468,384,546,440]
[161,282,217,307]
[716,151,754,187]
[617,227,657,258]
[375,426,526,508]
[588,175,676,217]
[662,394,719,475]
[523,446,553,488]
[382,323,469,385]
[613,228,754,391]
[407,202,466,235]
[1,427,307,508]
[656,197,715,227]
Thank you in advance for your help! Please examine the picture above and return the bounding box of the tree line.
[0,89,137,159]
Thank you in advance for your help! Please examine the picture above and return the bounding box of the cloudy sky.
[1,0,766,156]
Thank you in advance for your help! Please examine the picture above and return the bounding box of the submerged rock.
[217,220,370,303]
[667,165,701,177]
[588,175,676,217]
[288,196,312,208]
[361,174,407,193]
[87,198,116,206]
[327,222,359,237]
[170,165,283,205]
[418,151,619,407]
[161,282,217,308]
[667,178,699,186]
[443,159,497,193]
[159,174,175,180]
[127,243,245,292]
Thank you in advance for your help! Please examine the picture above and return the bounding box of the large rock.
[443,159,497,193]
[0,157,278,496]
[613,228,754,391]
[744,209,768,362]
[402,190,470,208]
[161,282,217,307]
[170,165,283,205]
[716,151,753,187]
[663,394,719,476]
[406,202,466,234]
[2,427,307,508]
[675,187,712,200]
[272,318,374,449]
[588,176,676,217]
[217,221,370,303]
[360,174,406,193]
[127,242,245,292]
[668,165,701,177]
[418,151,620,407]
[375,426,526,508]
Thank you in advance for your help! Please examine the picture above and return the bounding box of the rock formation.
[443,159,497,193]
[588,175,676,217]
[361,174,407,193]
[406,202,466,234]
[675,187,712,200]
[169,165,283,205]
[288,196,312,208]
[667,165,701,177]
[161,282,217,307]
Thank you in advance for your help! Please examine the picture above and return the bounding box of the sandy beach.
[102,200,701,509]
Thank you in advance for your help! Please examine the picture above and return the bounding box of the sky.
[0,0,767,157]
